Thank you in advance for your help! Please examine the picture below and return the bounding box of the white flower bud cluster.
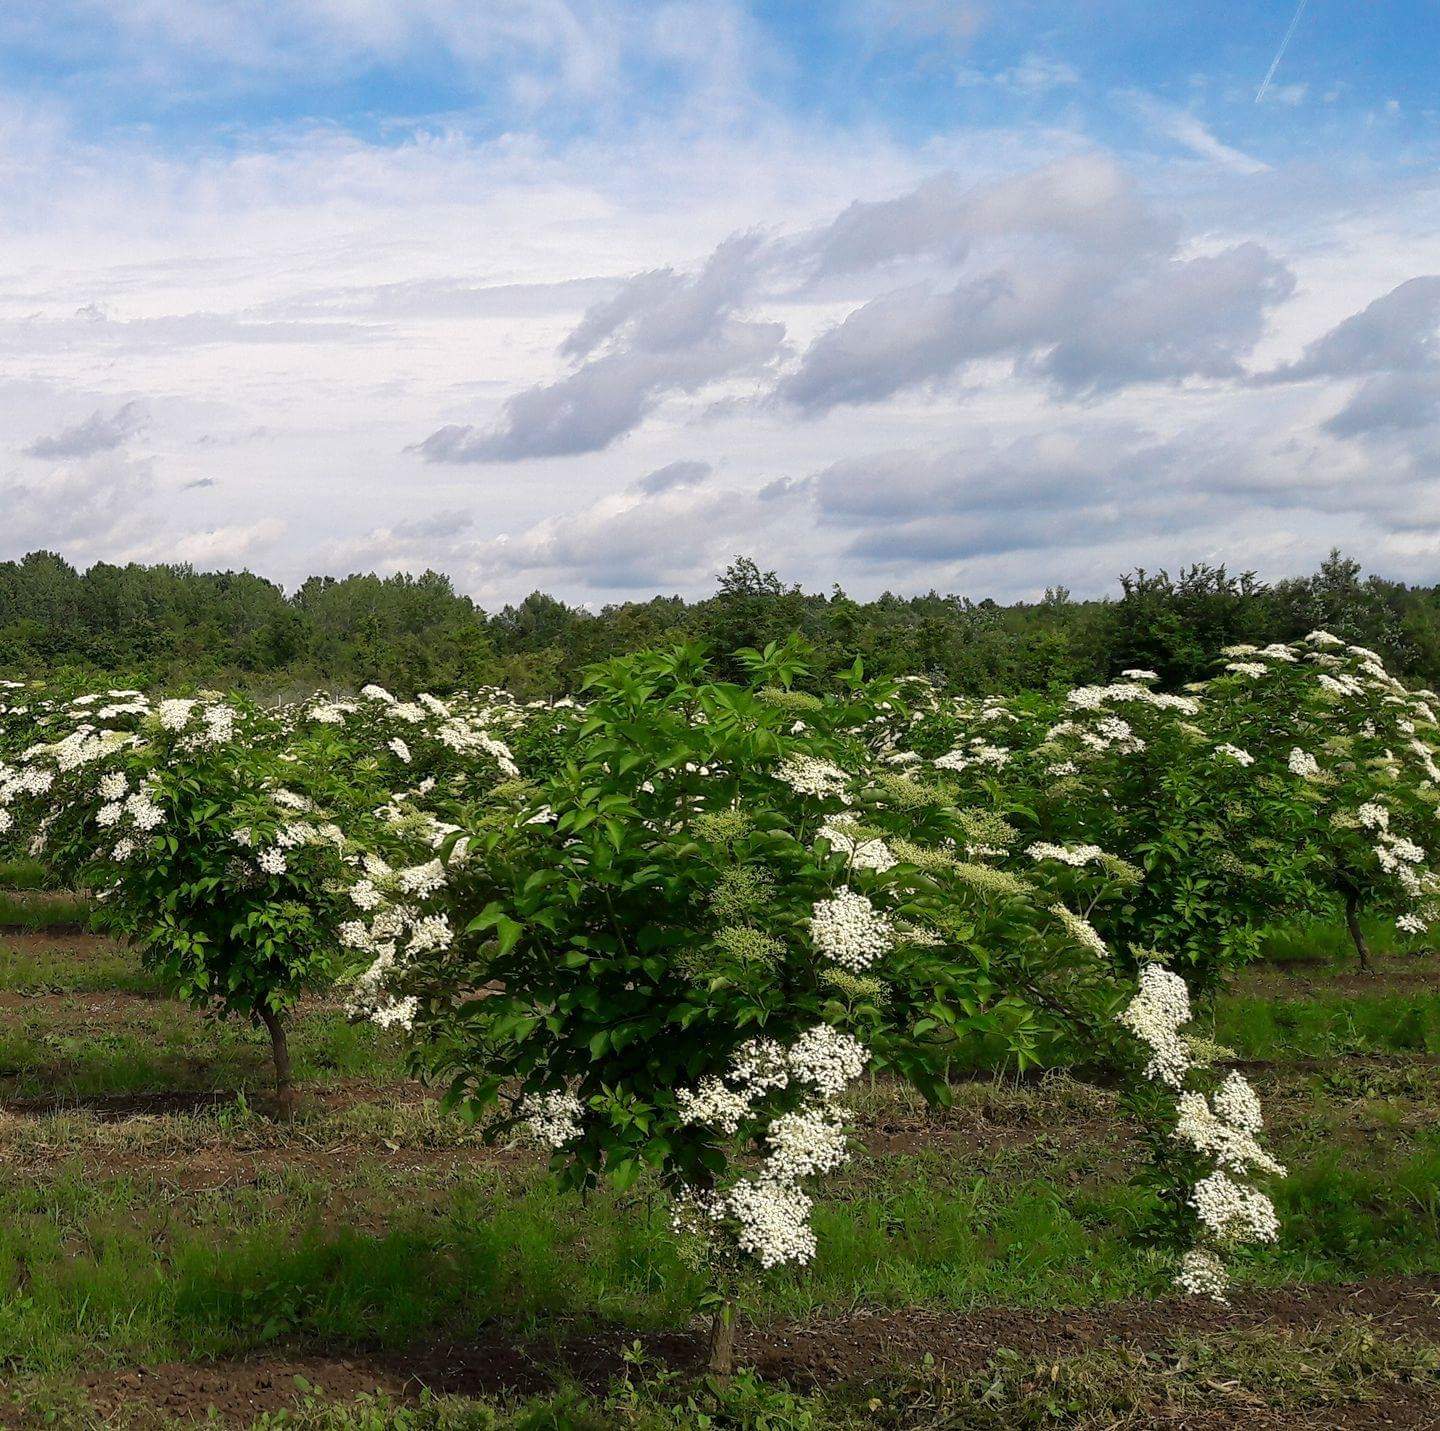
[810,887,893,971]
[817,817,896,873]
[1050,903,1108,961]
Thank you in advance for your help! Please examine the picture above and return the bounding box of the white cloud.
[1130,95,1270,176]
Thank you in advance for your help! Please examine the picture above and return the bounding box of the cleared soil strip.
[53,1276,1440,1428]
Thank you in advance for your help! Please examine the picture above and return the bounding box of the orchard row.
[1,631,1434,1368]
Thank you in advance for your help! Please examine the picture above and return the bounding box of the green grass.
[0,935,162,995]
[4,925,1440,1425]
[1256,913,1422,968]
[0,888,92,931]
[0,857,52,890]
[1,1100,1437,1385]
[1213,988,1440,1059]
[0,1005,406,1100]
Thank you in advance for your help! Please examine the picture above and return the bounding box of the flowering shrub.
[0,683,522,1106]
[351,645,1130,1370]
[1199,634,1440,965]
[866,673,1310,997]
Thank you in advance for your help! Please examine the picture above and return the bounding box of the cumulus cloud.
[24,400,147,459]
[1256,276,1440,439]
[418,235,783,462]
[119,519,288,567]
[779,177,1291,411]
[0,453,155,550]
[804,419,1428,577]
[633,459,712,493]
[793,155,1163,280]
[1262,277,1440,383]
[469,486,745,590]
[421,154,1297,449]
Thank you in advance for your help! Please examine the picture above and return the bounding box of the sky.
[2,0,1439,609]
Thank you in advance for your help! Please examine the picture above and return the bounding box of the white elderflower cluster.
[1174,1090,1286,1178]
[125,792,165,830]
[519,1090,585,1148]
[786,1023,868,1098]
[98,771,128,801]
[810,887,893,971]
[1175,1248,1230,1301]
[157,698,197,730]
[676,1077,753,1134]
[774,754,852,803]
[673,1023,869,1269]
[1121,967,1283,1303]
[1027,841,1104,867]
[934,740,1010,773]
[1214,743,1255,766]
[1120,963,1192,1088]
[1191,1171,1280,1245]
[763,1107,851,1182]
[1287,748,1319,778]
[1212,1070,1264,1133]
[723,1179,817,1269]
[257,847,288,876]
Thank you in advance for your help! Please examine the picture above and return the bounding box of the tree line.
[2,547,1438,698]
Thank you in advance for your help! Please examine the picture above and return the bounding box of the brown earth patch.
[0,929,127,959]
[0,989,163,1018]
[0,1076,434,1123]
[43,1276,1440,1429]
[1237,953,1440,1000]
[4,1140,526,1193]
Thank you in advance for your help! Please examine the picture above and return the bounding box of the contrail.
[1256,0,1311,102]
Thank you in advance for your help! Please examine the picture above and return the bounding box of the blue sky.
[1,1,1438,603]
[3,2,1432,153]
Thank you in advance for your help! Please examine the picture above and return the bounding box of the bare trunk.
[1344,890,1371,971]
[707,1298,736,1379]
[258,1004,295,1113]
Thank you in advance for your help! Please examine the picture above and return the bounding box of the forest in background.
[2,547,1438,699]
